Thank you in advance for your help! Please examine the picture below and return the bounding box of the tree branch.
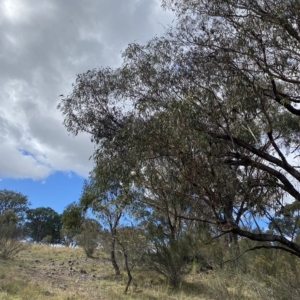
[211,133,300,182]
[220,245,300,266]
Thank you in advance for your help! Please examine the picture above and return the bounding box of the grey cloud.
[0,0,173,179]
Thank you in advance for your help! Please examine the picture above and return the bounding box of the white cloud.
[0,141,51,179]
[0,0,173,180]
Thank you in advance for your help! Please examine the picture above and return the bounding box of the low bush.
[0,224,26,259]
[77,230,99,257]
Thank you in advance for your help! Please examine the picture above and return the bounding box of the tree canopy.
[0,189,30,223]
[25,207,62,243]
[58,0,300,257]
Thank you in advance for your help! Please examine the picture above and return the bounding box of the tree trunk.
[231,233,240,268]
[121,244,132,293]
[115,236,133,293]
[111,235,120,275]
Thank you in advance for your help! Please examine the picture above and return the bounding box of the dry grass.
[0,244,299,299]
[0,244,209,300]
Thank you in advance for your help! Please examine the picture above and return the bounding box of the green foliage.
[79,173,136,274]
[0,210,18,225]
[0,191,29,259]
[61,202,83,229]
[61,202,83,246]
[115,226,149,292]
[58,0,300,259]
[25,207,62,243]
[143,207,215,288]
[77,218,101,257]
[0,189,30,223]
[77,231,98,257]
[147,235,192,288]
[42,235,53,245]
[0,211,26,259]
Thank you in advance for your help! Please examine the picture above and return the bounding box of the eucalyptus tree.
[0,210,26,259]
[105,100,274,260]
[77,218,102,258]
[58,0,300,257]
[0,189,30,223]
[61,202,84,246]
[25,207,62,243]
[80,175,134,275]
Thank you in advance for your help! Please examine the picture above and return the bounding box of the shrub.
[147,236,192,288]
[0,223,26,259]
[42,235,53,245]
[77,230,99,257]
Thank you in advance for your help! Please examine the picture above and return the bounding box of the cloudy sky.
[0,0,173,212]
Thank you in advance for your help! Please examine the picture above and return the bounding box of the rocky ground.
[1,244,132,299]
[1,243,209,300]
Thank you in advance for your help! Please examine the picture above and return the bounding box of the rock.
[80,269,87,274]
[59,284,67,290]
[43,290,52,296]
[199,265,213,272]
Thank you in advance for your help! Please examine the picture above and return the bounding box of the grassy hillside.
[0,243,299,299]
